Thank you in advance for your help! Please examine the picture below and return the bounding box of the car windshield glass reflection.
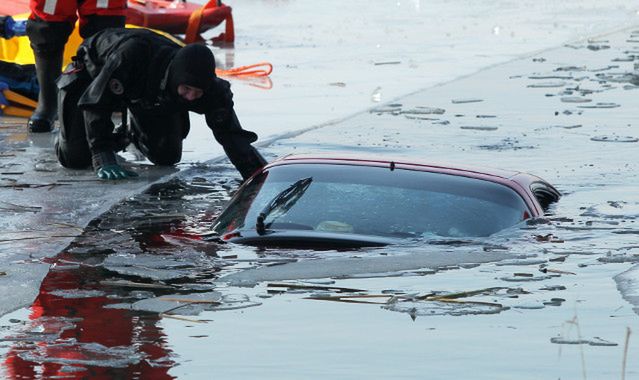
[213,164,530,238]
[256,177,313,234]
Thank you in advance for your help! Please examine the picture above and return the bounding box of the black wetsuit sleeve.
[202,79,267,179]
[203,79,235,132]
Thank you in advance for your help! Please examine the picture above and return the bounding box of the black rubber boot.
[28,49,63,133]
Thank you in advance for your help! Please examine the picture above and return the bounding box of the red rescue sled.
[0,0,234,44]
[127,0,234,43]
[0,0,31,16]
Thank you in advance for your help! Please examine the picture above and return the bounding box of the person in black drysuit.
[55,27,267,181]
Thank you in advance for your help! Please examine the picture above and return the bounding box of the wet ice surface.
[2,28,639,379]
[0,127,178,315]
[2,5,639,380]
[189,27,637,378]
[617,265,639,314]
[184,0,639,161]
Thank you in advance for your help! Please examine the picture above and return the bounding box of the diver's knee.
[145,141,182,166]
[55,136,92,169]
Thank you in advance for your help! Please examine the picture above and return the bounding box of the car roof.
[262,153,555,216]
[268,153,529,180]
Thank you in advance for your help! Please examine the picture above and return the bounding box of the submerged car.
[211,155,560,248]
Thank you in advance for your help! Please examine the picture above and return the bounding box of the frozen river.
[1,1,639,379]
[183,0,639,162]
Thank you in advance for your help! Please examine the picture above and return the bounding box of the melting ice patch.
[527,81,566,88]
[550,336,618,346]
[219,249,509,286]
[106,291,261,315]
[581,201,639,219]
[401,107,446,115]
[48,289,107,299]
[590,135,638,143]
[561,96,591,103]
[102,253,207,281]
[614,264,639,315]
[451,98,483,104]
[382,299,505,317]
[109,291,222,315]
[578,102,620,108]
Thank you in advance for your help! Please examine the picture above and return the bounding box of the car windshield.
[213,163,530,239]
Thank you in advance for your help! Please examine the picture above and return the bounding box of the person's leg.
[55,69,93,168]
[78,14,125,38]
[77,0,126,38]
[26,17,73,133]
[129,108,189,166]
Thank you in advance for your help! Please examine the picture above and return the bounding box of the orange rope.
[216,62,273,78]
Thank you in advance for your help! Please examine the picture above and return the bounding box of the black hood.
[167,44,216,96]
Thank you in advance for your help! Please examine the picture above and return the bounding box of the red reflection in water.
[3,252,175,379]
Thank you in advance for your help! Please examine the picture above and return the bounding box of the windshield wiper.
[256,177,313,235]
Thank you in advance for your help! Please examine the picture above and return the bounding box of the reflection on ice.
[108,291,222,315]
[103,253,203,281]
[48,289,107,299]
[17,341,143,368]
[1,317,80,343]
[212,294,262,311]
